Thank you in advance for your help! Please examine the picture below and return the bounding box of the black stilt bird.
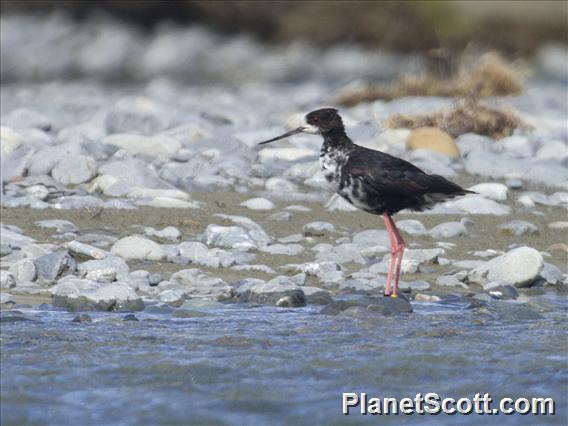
[259,108,473,297]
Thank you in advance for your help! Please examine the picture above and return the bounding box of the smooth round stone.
[110,236,166,261]
[468,247,544,288]
[9,259,37,282]
[303,221,336,236]
[51,155,98,185]
[468,182,508,201]
[429,221,468,238]
[396,219,427,236]
[406,127,460,158]
[239,197,275,210]
[1,126,24,156]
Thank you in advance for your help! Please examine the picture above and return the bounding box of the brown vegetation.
[384,100,526,140]
[337,53,526,106]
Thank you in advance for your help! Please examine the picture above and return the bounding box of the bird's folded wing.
[344,151,467,197]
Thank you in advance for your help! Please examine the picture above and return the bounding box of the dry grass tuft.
[384,100,526,139]
[337,52,525,106]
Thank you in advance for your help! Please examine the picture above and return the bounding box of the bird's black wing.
[344,147,470,197]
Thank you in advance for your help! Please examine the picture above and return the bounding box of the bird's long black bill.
[258,127,304,145]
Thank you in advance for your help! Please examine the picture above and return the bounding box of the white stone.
[51,155,98,185]
[429,221,468,239]
[110,236,165,261]
[396,219,427,236]
[77,256,130,280]
[169,269,233,300]
[239,197,275,210]
[205,225,257,251]
[468,183,508,201]
[0,126,24,156]
[468,247,544,287]
[535,140,568,160]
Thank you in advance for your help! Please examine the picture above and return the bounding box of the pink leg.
[385,215,406,297]
[382,213,400,297]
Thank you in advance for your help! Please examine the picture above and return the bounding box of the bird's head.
[259,108,344,145]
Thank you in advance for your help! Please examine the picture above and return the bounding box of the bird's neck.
[321,129,353,152]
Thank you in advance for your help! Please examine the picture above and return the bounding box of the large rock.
[9,259,37,283]
[51,155,98,185]
[238,279,306,307]
[321,295,412,316]
[111,236,165,261]
[204,225,257,251]
[0,127,24,156]
[475,299,544,322]
[51,278,144,311]
[28,143,85,176]
[102,133,181,158]
[1,226,35,248]
[167,269,234,300]
[77,256,130,281]
[96,159,172,196]
[468,247,544,288]
[34,251,76,284]
[213,214,272,248]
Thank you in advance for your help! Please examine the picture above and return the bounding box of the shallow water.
[1,300,566,426]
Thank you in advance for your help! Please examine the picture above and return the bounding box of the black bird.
[259,108,473,298]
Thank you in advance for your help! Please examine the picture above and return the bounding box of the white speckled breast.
[319,148,348,192]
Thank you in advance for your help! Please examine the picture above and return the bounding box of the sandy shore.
[2,189,566,297]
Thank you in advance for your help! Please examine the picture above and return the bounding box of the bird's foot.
[390,294,398,298]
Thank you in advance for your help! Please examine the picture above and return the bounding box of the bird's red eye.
[313,117,319,123]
